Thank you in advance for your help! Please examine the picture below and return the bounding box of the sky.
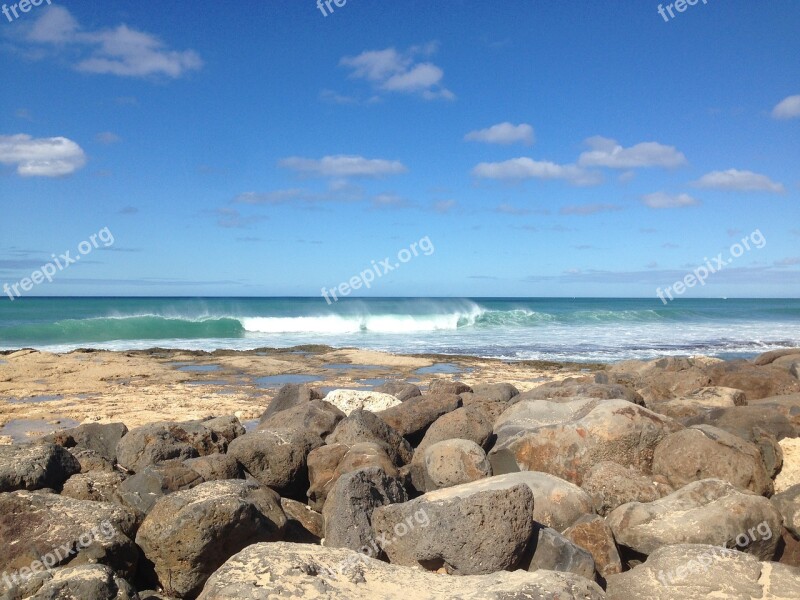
[1,0,798,298]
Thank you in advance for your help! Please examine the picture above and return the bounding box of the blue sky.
[1,0,798,298]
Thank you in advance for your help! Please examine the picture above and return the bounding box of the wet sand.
[0,346,601,444]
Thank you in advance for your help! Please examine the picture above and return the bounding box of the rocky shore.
[1,348,800,598]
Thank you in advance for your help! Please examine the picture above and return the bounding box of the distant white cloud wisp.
[339,45,454,101]
[24,6,202,79]
[279,155,407,178]
[578,136,687,169]
[641,192,700,209]
[771,95,800,120]
[465,122,534,145]
[472,157,601,186]
[692,169,785,193]
[0,134,86,177]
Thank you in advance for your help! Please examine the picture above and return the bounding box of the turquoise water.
[0,297,798,362]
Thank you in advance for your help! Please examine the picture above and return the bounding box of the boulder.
[43,422,129,464]
[115,421,227,473]
[281,497,323,543]
[771,484,800,538]
[61,470,127,503]
[563,514,622,579]
[416,405,494,452]
[751,393,800,430]
[0,564,139,600]
[647,386,748,420]
[682,405,796,440]
[196,542,606,600]
[376,393,461,442]
[524,525,596,581]
[519,380,643,405]
[753,348,800,366]
[227,428,323,499]
[70,448,116,472]
[371,476,535,575]
[652,425,773,495]
[135,480,287,599]
[323,467,407,553]
[489,399,682,485]
[581,461,670,516]
[259,383,323,421]
[183,453,241,482]
[257,398,344,439]
[373,381,422,401]
[323,390,401,415]
[307,442,397,511]
[421,439,491,491]
[607,479,782,560]
[0,443,81,492]
[0,490,139,579]
[469,382,520,402]
[606,543,800,600]
[326,409,413,466]
[114,461,204,514]
[428,380,472,395]
[198,415,245,445]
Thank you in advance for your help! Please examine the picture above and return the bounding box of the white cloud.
[0,134,86,177]
[472,157,601,186]
[279,155,407,178]
[24,6,202,79]
[692,169,785,193]
[560,203,623,215]
[465,122,534,145]
[772,95,800,120]
[340,44,454,101]
[371,193,410,209]
[433,199,457,213]
[641,192,700,209]
[578,136,687,169]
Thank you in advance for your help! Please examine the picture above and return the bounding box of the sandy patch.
[775,437,800,493]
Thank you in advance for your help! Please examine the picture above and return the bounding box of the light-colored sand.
[0,347,584,442]
[775,437,800,493]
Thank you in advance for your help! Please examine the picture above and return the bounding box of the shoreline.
[0,346,602,443]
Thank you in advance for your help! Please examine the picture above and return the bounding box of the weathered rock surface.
[0,490,139,579]
[489,399,681,485]
[259,383,323,421]
[115,461,204,514]
[519,380,643,405]
[0,443,81,492]
[373,381,422,401]
[322,467,407,553]
[135,480,287,599]
[771,484,800,538]
[43,422,129,464]
[183,453,241,482]
[652,425,773,495]
[581,461,670,516]
[307,442,396,511]
[428,380,472,396]
[257,399,344,439]
[323,390,402,415]
[563,514,622,579]
[196,542,606,600]
[0,564,139,600]
[326,409,413,466]
[281,497,324,543]
[371,476,535,575]
[421,439,491,491]
[61,470,127,503]
[227,428,323,498]
[116,421,228,473]
[648,386,748,420]
[376,393,461,441]
[606,543,800,600]
[607,479,782,560]
[525,525,597,581]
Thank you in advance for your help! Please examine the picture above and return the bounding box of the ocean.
[0,297,798,363]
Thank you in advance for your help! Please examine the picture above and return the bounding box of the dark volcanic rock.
[0,443,80,492]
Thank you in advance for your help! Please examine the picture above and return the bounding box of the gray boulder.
[322,467,407,553]
[115,421,227,473]
[581,461,670,516]
[421,439,491,491]
[43,422,129,464]
[114,461,204,514]
[376,393,461,442]
[257,399,344,439]
[183,454,241,481]
[607,478,782,560]
[371,476,535,575]
[259,383,323,421]
[196,542,606,600]
[135,480,287,599]
[373,381,422,401]
[61,470,127,503]
[0,443,80,492]
[0,564,139,600]
[326,409,413,466]
[525,525,596,581]
[771,484,800,538]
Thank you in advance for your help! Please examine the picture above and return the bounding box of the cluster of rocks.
[1,350,800,599]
